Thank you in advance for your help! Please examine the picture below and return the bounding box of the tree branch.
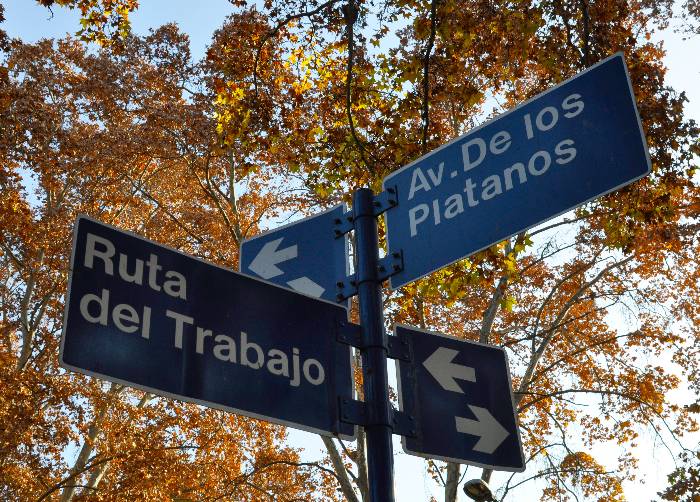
[519,255,633,397]
[578,0,591,66]
[253,0,341,98]
[344,0,373,176]
[444,462,460,502]
[16,250,45,371]
[479,233,525,344]
[58,383,125,502]
[421,0,439,155]
[321,436,360,502]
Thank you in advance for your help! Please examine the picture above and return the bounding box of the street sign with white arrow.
[395,325,524,471]
[240,205,349,305]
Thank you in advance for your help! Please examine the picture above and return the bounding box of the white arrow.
[248,238,298,279]
[455,405,510,454]
[423,347,476,393]
[287,277,326,298]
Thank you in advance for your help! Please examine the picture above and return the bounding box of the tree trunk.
[59,384,125,502]
[444,462,461,502]
[321,436,361,502]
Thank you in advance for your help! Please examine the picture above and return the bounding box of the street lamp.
[463,478,494,502]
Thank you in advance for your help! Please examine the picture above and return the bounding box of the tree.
[0,22,340,501]
[206,2,700,499]
[5,0,700,500]
[34,0,138,46]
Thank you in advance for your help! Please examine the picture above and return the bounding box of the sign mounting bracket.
[372,186,398,216]
[377,250,403,282]
[336,320,411,362]
[332,186,399,239]
[333,211,355,238]
[335,276,358,301]
[339,398,417,438]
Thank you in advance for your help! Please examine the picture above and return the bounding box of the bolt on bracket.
[333,211,355,238]
[377,250,403,282]
[372,186,399,217]
[335,277,359,302]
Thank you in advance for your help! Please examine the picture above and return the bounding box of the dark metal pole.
[353,188,395,502]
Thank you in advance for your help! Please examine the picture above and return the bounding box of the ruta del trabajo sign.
[60,216,354,438]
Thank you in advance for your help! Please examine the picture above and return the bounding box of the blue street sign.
[383,53,651,289]
[60,216,354,438]
[395,325,524,471]
[240,205,349,305]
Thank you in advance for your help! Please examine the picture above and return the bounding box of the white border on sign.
[393,324,526,472]
[59,215,356,441]
[383,52,652,290]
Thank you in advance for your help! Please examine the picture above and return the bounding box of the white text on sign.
[406,93,584,237]
[78,233,327,388]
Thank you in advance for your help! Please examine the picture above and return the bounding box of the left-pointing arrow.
[248,238,298,279]
[455,405,509,454]
[423,347,476,393]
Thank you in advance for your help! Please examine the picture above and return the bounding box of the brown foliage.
[4,0,700,500]
[0,24,335,501]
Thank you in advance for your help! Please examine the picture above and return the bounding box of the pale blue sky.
[5,0,698,120]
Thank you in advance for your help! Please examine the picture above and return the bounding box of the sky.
[4,1,700,500]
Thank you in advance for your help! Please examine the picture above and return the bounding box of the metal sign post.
[354,189,396,502]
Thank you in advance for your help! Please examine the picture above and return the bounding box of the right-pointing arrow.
[423,347,476,393]
[248,238,298,279]
[287,277,325,298]
[455,405,510,454]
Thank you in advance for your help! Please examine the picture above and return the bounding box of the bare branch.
[344,0,373,176]
[479,233,525,344]
[444,462,461,502]
[226,150,244,245]
[355,426,369,499]
[124,171,229,264]
[421,0,439,155]
[37,455,119,502]
[189,152,242,248]
[16,250,45,371]
[527,330,626,387]
[579,0,591,66]
[321,436,360,502]
[519,255,633,396]
[59,382,125,502]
